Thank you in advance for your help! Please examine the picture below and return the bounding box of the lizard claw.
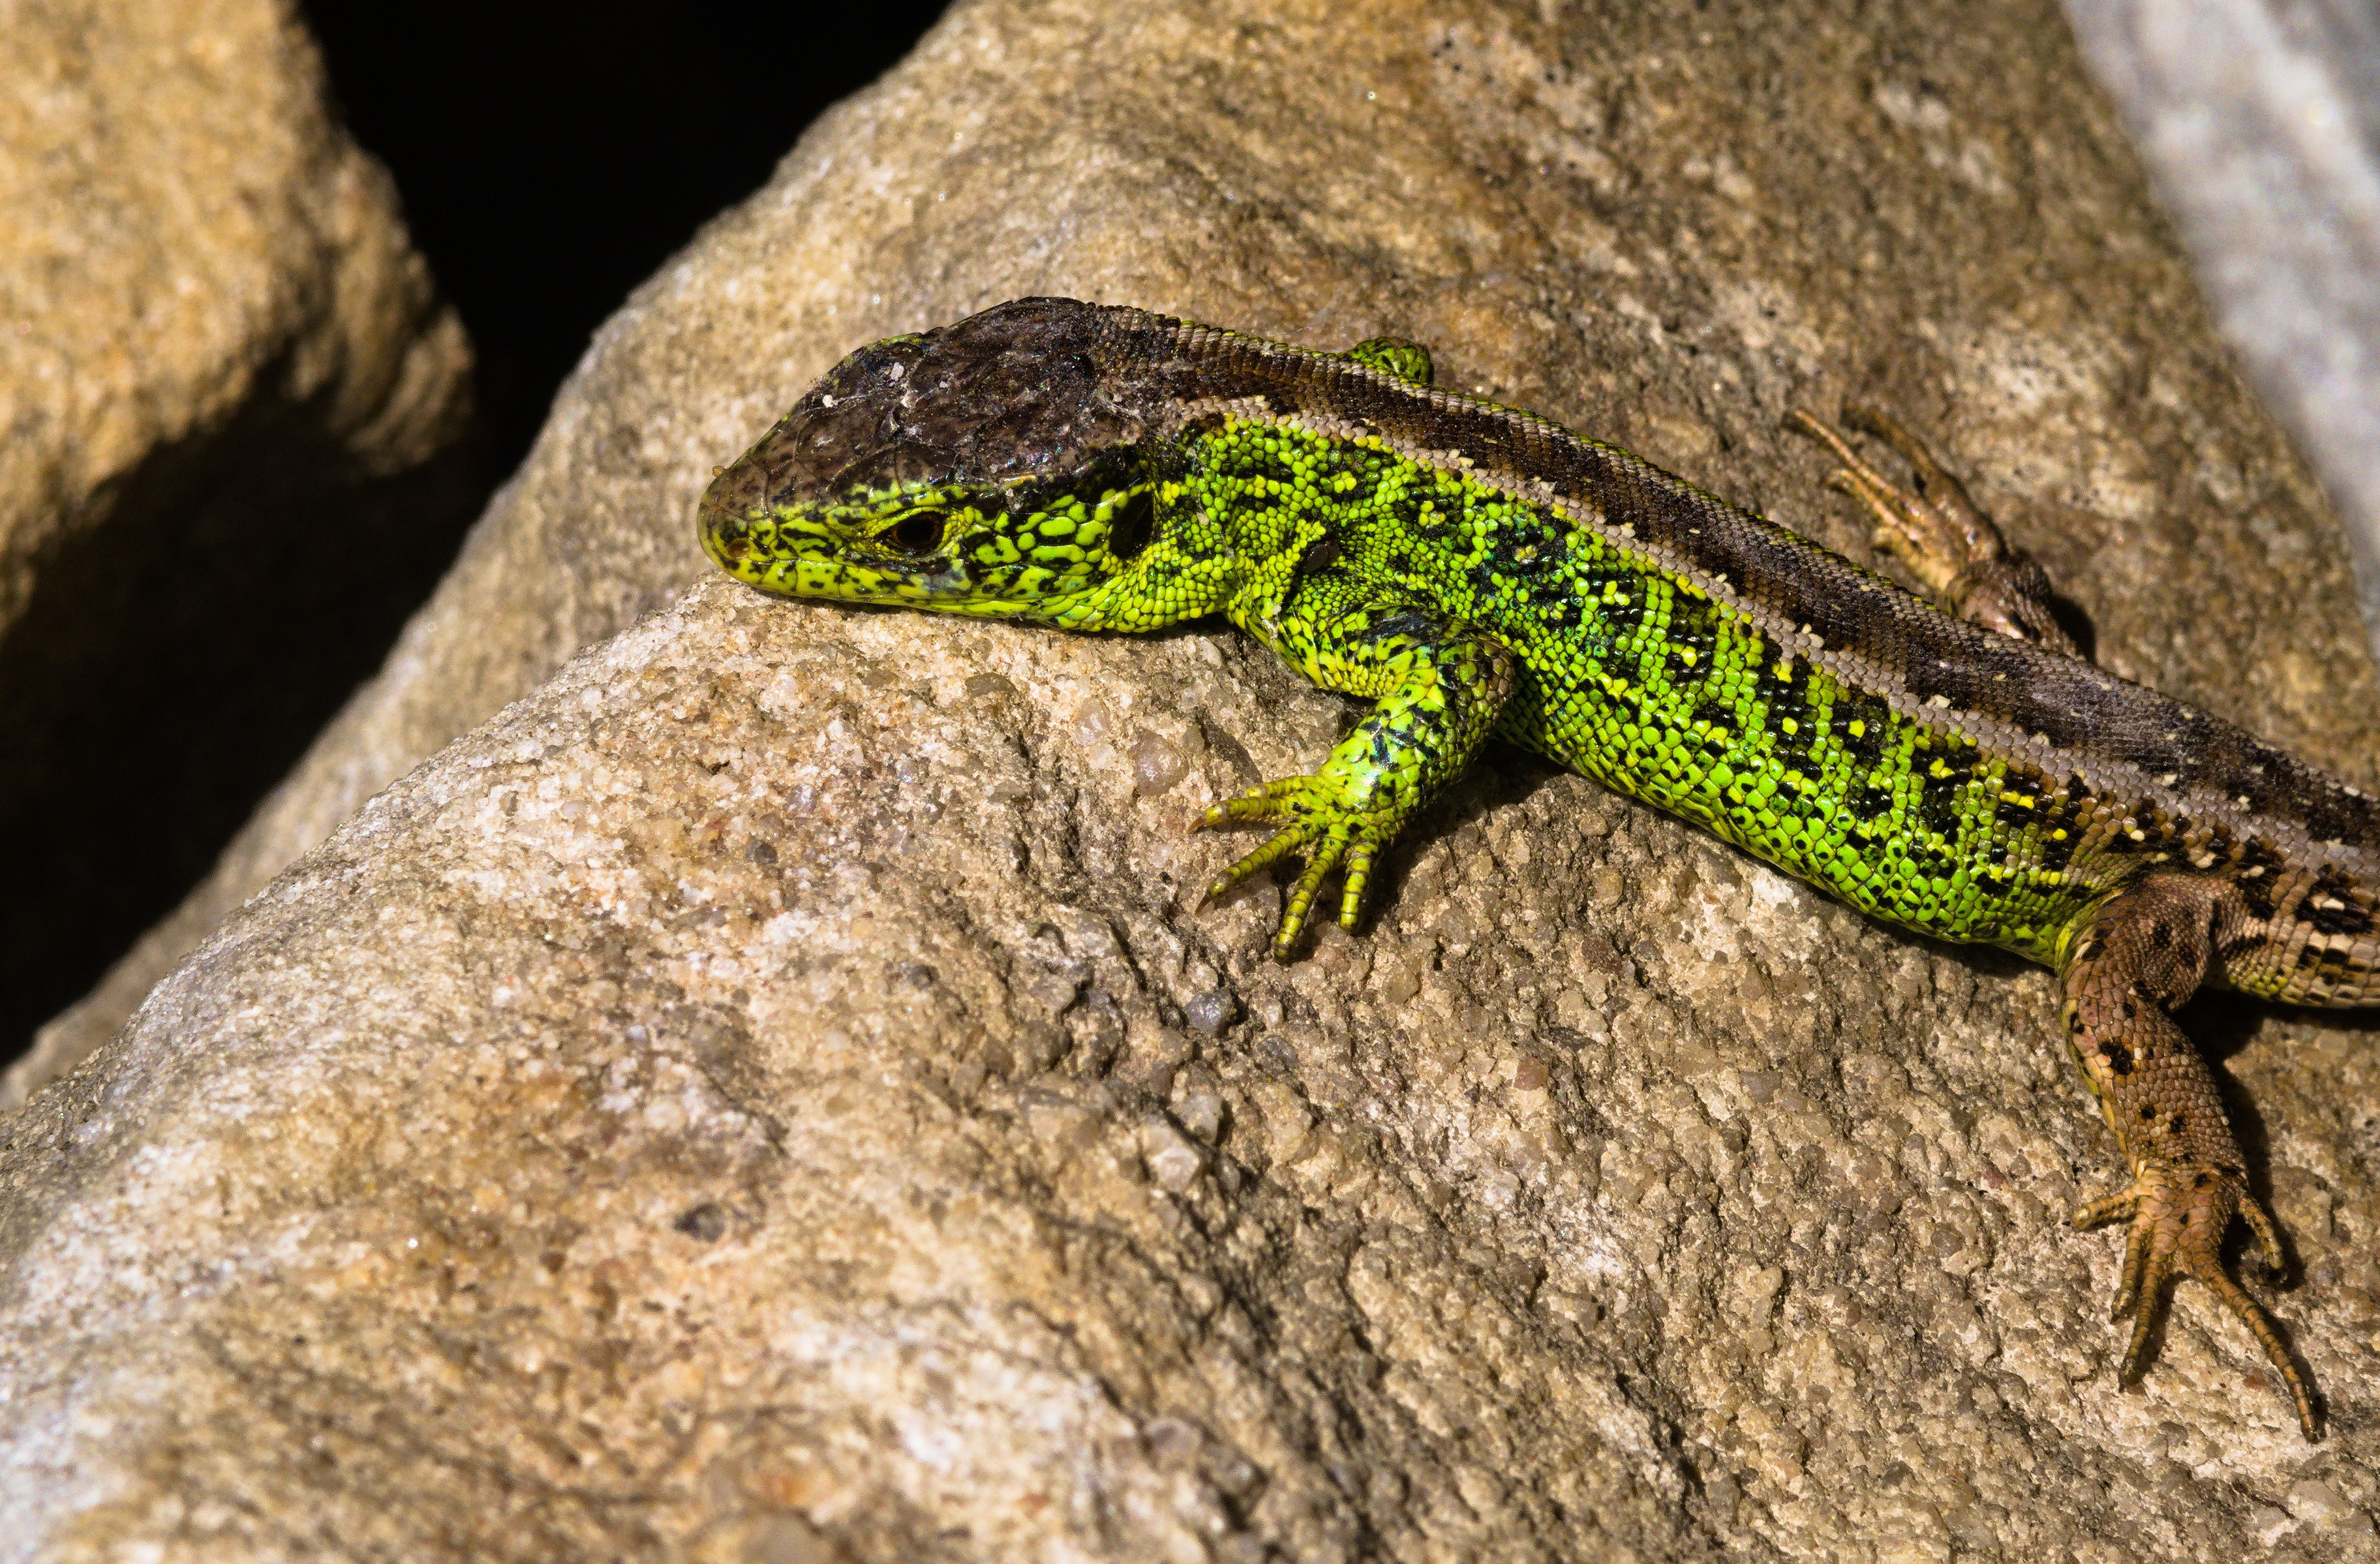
[2072,1163,2316,1439]
[1197,777,1388,960]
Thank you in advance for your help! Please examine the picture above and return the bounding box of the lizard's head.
[698,298,1156,620]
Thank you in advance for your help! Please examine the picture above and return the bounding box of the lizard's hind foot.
[2073,1163,2317,1440]
[1787,405,2076,654]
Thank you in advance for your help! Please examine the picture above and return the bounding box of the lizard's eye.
[881,512,945,555]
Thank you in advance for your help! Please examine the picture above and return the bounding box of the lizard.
[696,296,2379,1441]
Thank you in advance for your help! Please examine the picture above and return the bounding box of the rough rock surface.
[25,0,2379,1107]
[0,0,480,1067]
[6,577,2376,1561]
[2063,0,2380,652]
[7,0,2380,1556]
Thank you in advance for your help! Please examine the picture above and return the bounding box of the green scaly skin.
[701,299,2379,1441]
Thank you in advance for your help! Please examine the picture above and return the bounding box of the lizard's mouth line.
[778,554,973,601]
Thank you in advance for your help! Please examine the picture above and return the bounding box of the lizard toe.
[2080,1163,2317,1439]
[1276,829,1352,959]
[1201,825,1303,908]
[1198,774,1391,957]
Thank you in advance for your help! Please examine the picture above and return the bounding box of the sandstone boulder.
[2064,0,2380,645]
[4,575,2374,1559]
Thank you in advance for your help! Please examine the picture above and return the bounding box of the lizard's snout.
[696,498,741,552]
[697,470,765,571]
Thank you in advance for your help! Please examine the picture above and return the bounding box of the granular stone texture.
[25,0,2377,1112]
[3,577,2374,1560]
[0,0,480,1066]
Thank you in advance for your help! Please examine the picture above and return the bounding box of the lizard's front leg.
[2061,874,2317,1439]
[1202,590,1515,960]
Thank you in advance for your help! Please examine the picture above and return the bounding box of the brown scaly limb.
[1789,404,2077,654]
[2061,876,2316,1440]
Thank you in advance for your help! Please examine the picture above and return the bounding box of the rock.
[30,0,2380,1115]
[5,575,2376,1559]
[7,0,2379,1555]
[0,0,480,1067]
[2063,0,2380,653]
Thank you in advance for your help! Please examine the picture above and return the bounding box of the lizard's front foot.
[2072,1162,2316,1439]
[1197,776,1391,960]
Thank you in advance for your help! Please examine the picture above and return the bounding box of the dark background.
[2,3,949,1071]
[308,0,954,497]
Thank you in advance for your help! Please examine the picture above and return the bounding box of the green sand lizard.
[700,298,2378,1440]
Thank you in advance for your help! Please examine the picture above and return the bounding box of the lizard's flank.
[700,297,2378,1442]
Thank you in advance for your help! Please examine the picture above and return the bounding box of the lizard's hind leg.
[2061,874,2318,1439]
[1788,405,2076,654]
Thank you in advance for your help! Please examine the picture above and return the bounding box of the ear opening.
[1105,487,1154,562]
